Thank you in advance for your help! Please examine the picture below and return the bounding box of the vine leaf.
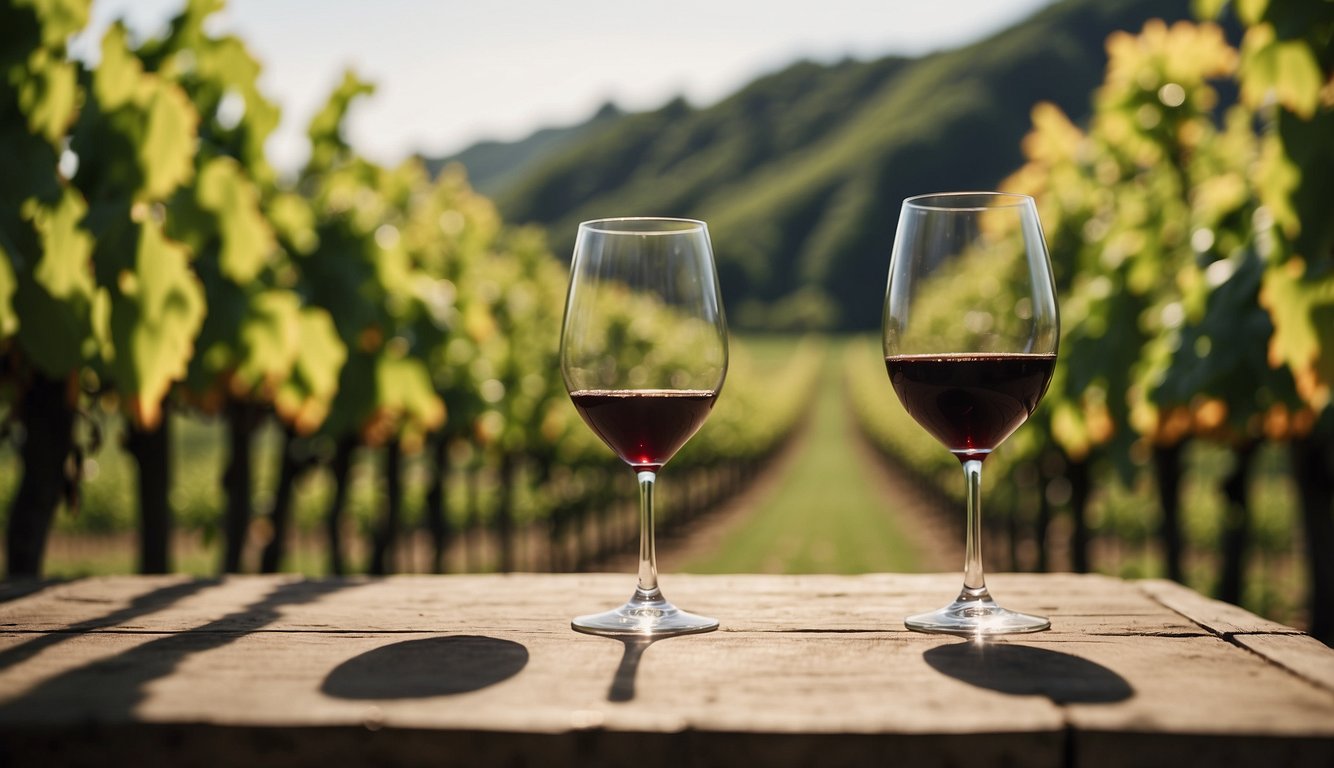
[1239,24,1323,118]
[16,49,79,145]
[1261,262,1334,409]
[13,190,95,377]
[0,243,16,339]
[102,220,205,428]
[197,156,275,283]
[274,307,346,435]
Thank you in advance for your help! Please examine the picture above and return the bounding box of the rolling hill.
[428,0,1195,330]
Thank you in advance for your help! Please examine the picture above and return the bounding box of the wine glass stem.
[962,459,988,595]
[635,470,661,599]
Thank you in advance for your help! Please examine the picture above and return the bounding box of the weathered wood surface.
[0,573,1330,767]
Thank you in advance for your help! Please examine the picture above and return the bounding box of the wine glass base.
[905,594,1050,636]
[572,593,719,638]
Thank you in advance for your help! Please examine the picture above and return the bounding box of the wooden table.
[0,573,1331,767]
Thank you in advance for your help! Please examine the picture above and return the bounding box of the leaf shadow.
[0,579,353,720]
[0,578,221,673]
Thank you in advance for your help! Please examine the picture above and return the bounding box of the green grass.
[682,338,923,574]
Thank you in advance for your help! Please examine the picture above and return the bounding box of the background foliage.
[0,0,816,579]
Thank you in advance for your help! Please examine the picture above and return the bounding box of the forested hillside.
[450,0,1195,330]
[421,103,624,198]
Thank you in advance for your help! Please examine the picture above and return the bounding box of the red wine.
[885,353,1055,462]
[570,389,717,470]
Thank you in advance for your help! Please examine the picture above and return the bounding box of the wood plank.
[0,574,1329,767]
[1056,634,1334,737]
[1137,578,1302,636]
[1234,633,1334,695]
[0,630,1065,735]
[0,573,1200,636]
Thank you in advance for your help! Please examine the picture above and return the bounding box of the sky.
[77,0,1055,175]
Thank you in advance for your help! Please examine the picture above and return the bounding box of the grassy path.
[680,340,952,574]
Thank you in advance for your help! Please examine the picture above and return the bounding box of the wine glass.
[560,217,727,636]
[882,192,1059,635]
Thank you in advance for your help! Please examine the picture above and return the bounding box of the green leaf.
[305,70,375,175]
[0,241,18,339]
[1240,24,1323,118]
[1192,0,1229,20]
[102,219,205,427]
[12,189,95,376]
[139,81,197,201]
[93,23,144,110]
[267,191,317,254]
[234,288,299,393]
[196,156,274,283]
[16,50,79,146]
[1275,108,1334,267]
[375,354,445,434]
[1236,0,1270,26]
[274,307,346,433]
[1154,249,1300,430]
[9,0,91,51]
[79,23,199,205]
[1262,263,1334,408]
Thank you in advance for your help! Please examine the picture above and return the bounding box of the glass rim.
[902,191,1034,212]
[578,216,707,235]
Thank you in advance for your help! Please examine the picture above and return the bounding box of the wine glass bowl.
[883,192,1059,636]
[561,217,726,636]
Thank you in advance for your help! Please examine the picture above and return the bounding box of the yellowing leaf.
[1022,102,1085,167]
[1260,262,1334,409]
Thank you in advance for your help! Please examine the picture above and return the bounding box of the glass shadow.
[607,637,655,703]
[924,641,1134,704]
[321,635,529,699]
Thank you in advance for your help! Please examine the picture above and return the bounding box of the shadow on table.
[924,641,1134,704]
[608,637,654,703]
[0,578,221,673]
[0,579,354,719]
[0,578,64,606]
[321,636,529,699]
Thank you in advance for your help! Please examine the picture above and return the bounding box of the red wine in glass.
[885,353,1055,463]
[560,216,727,637]
[883,191,1059,636]
[570,389,718,470]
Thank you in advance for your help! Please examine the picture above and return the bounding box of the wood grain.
[0,573,1329,767]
